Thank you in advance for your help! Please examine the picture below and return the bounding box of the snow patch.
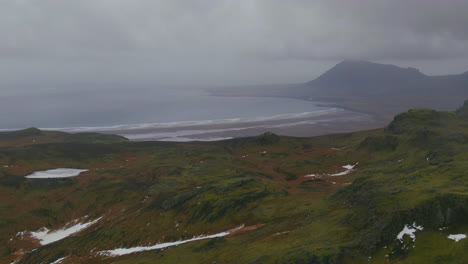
[342,164,355,170]
[98,225,244,257]
[304,163,358,178]
[448,234,466,242]
[24,217,101,245]
[331,147,346,151]
[396,222,424,242]
[330,163,358,176]
[16,231,28,238]
[25,168,88,179]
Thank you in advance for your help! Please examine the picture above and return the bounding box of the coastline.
[1,95,389,142]
[206,90,391,120]
[64,107,383,142]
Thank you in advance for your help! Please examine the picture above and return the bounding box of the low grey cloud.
[1,0,468,91]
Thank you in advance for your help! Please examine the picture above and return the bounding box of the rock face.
[407,194,468,228]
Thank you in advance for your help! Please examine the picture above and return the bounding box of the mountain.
[1,105,468,263]
[309,60,426,96]
[305,61,468,115]
[210,61,468,120]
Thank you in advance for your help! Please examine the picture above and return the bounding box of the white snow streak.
[98,225,244,257]
[330,163,358,176]
[49,257,67,264]
[27,217,101,245]
[304,163,358,178]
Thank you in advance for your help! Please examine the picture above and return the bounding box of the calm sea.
[1,87,329,130]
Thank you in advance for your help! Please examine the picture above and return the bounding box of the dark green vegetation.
[1,105,468,263]
[457,100,468,119]
[0,127,127,148]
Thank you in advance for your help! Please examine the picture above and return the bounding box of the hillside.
[457,100,468,119]
[0,128,128,148]
[1,104,468,263]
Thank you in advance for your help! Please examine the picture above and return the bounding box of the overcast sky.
[2,0,468,94]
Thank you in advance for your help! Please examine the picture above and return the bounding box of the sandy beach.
[66,107,387,141]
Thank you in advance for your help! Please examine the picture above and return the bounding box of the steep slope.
[1,107,468,263]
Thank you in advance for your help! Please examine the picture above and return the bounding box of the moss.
[153,186,212,211]
[410,128,443,148]
[188,188,270,222]
[255,132,281,145]
[0,127,42,140]
[2,107,468,264]
[358,136,399,151]
[192,237,226,252]
[0,173,26,188]
[0,218,14,229]
[386,109,454,134]
[274,248,342,264]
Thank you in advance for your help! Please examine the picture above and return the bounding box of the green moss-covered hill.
[1,104,468,263]
[0,127,127,148]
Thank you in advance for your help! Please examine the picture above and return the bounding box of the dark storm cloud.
[1,0,468,91]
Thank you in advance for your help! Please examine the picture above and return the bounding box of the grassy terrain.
[1,105,468,263]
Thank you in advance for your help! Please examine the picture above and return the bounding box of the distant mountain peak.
[308,60,427,96]
[327,60,424,75]
[336,59,376,65]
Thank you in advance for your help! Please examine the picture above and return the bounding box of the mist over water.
[1,87,327,130]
